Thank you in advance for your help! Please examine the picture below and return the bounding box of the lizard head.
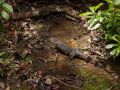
[49,38,57,43]
[49,38,58,48]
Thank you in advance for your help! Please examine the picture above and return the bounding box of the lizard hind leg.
[69,52,75,60]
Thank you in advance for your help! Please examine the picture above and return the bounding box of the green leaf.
[115,0,120,5]
[0,60,3,64]
[88,17,94,23]
[88,18,98,30]
[110,49,117,56]
[109,3,114,9]
[1,10,9,20]
[8,57,14,62]
[112,35,120,44]
[105,34,112,40]
[0,52,5,57]
[105,44,118,49]
[95,3,103,11]
[116,47,120,56]
[79,12,93,17]
[89,6,95,13]
[0,21,4,32]
[2,3,13,14]
[0,0,5,5]
[110,46,120,56]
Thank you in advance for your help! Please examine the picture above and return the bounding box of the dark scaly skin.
[49,38,92,62]
[50,38,73,55]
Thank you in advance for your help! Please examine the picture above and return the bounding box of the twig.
[52,76,82,89]
[35,57,47,62]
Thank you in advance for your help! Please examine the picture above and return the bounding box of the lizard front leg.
[50,45,59,64]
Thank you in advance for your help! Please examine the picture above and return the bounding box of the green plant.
[0,51,14,78]
[0,0,13,32]
[80,3,103,30]
[80,0,120,57]
[80,69,112,90]
[106,35,120,57]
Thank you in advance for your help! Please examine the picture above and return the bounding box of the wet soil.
[11,15,114,90]
[1,0,119,90]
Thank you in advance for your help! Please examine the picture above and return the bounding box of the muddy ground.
[0,0,120,90]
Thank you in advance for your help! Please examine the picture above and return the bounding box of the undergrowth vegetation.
[80,69,112,90]
[0,0,13,32]
[0,0,120,89]
[80,0,120,57]
[0,0,14,78]
[0,51,31,79]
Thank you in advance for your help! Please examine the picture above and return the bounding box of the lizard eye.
[78,48,82,51]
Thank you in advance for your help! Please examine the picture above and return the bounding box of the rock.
[0,82,5,89]
[45,78,52,85]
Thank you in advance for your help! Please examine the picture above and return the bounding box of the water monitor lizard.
[49,38,92,63]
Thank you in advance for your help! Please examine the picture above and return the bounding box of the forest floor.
[0,0,120,90]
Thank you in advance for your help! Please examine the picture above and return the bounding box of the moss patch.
[80,68,112,90]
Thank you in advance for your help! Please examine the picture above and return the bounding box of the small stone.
[0,82,5,89]
[45,78,52,85]
[4,84,10,90]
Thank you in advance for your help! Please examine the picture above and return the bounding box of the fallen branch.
[11,5,81,22]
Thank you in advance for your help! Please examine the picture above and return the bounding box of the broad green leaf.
[0,21,4,32]
[0,0,5,5]
[79,12,93,17]
[98,11,102,16]
[110,49,117,56]
[1,10,9,20]
[90,23,101,30]
[2,3,13,14]
[110,47,120,56]
[115,0,120,5]
[112,35,120,43]
[99,17,104,22]
[105,44,118,49]
[89,6,95,13]
[95,3,103,11]
[108,4,114,9]
[88,18,98,30]
[95,14,103,22]
[88,16,95,24]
